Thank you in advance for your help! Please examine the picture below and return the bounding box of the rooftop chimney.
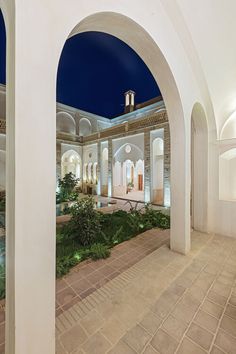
[124,90,136,113]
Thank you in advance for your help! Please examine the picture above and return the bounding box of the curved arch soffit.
[191,102,208,134]
[57,111,76,133]
[220,148,236,160]
[62,149,81,163]
[79,117,92,136]
[56,12,185,137]
[114,143,143,160]
[220,111,236,140]
[114,142,143,163]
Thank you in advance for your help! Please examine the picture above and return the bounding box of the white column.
[144,131,151,203]
[5,5,56,353]
[170,122,191,255]
[108,139,113,198]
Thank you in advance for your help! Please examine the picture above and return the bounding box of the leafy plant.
[0,264,5,299]
[56,255,78,278]
[64,196,101,246]
[56,172,79,203]
[0,194,5,213]
[89,243,110,260]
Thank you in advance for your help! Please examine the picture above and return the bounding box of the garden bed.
[56,196,170,278]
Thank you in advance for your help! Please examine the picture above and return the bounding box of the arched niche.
[79,117,92,137]
[191,103,209,232]
[219,148,236,201]
[61,149,81,181]
[56,111,76,135]
[220,111,236,140]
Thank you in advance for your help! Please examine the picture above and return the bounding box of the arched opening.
[113,142,144,201]
[79,117,92,137]
[191,103,209,232]
[151,135,164,205]
[56,111,76,135]
[61,149,81,181]
[56,12,189,250]
[219,148,236,201]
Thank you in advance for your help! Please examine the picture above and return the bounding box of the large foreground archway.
[57,11,190,254]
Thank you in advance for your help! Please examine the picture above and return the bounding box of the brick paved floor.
[56,228,170,316]
[56,232,236,354]
[0,228,170,354]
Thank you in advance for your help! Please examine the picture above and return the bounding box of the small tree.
[57,172,79,203]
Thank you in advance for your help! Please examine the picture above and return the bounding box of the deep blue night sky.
[0,9,160,118]
[0,10,6,84]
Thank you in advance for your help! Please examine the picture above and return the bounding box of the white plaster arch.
[114,142,143,164]
[220,111,236,140]
[61,149,81,179]
[79,117,92,137]
[153,137,164,156]
[191,102,209,233]
[56,111,76,134]
[102,147,108,161]
[56,11,191,254]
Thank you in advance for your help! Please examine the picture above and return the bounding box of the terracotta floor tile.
[0,310,4,325]
[62,295,81,311]
[57,287,77,307]
[71,278,92,295]
[201,299,224,319]
[56,278,68,293]
[151,328,178,354]
[177,337,206,354]
[139,312,162,335]
[86,270,105,285]
[225,303,236,320]
[108,340,136,354]
[99,265,116,277]
[0,323,5,345]
[162,315,188,341]
[82,332,111,354]
[195,309,219,333]
[220,315,236,338]
[186,322,214,350]
[123,324,151,352]
[60,324,88,353]
[215,329,236,354]
[79,287,97,299]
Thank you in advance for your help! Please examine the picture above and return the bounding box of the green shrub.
[56,255,78,278]
[89,243,110,260]
[64,196,102,246]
